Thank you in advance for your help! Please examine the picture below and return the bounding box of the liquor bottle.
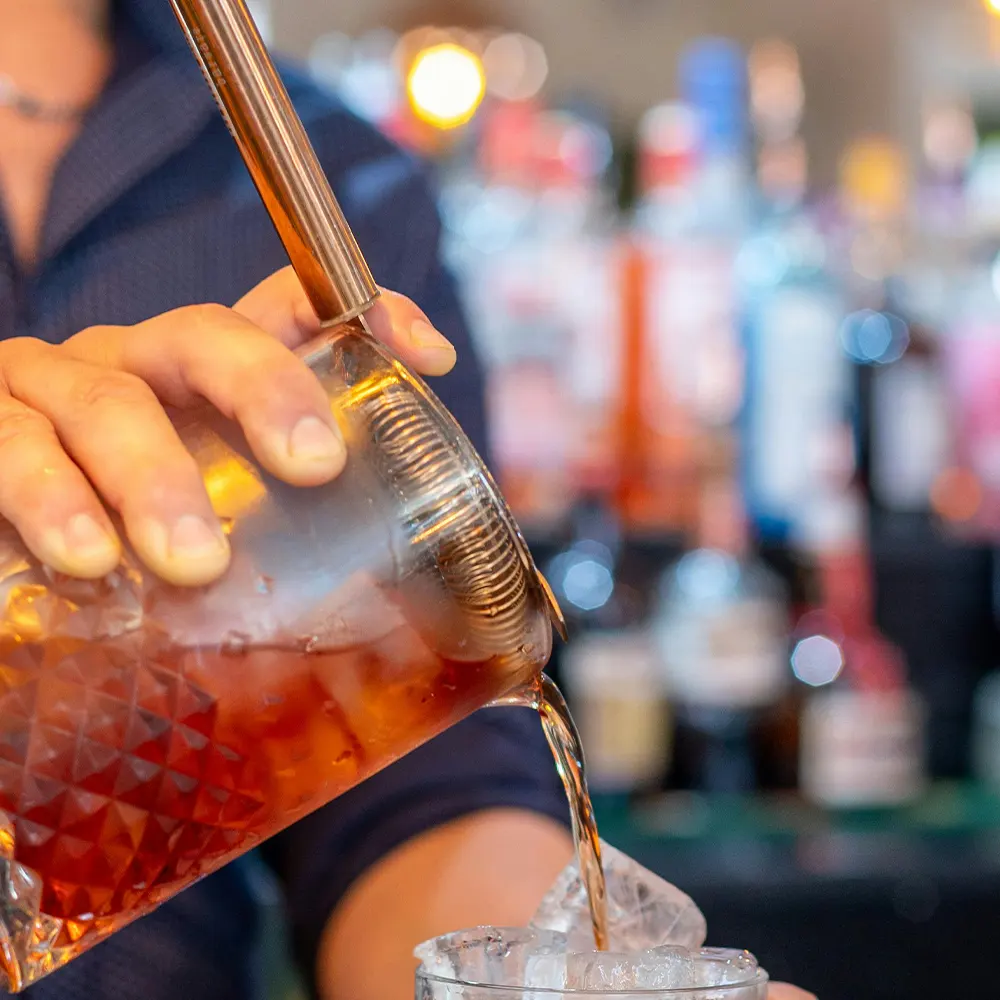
[851,122,962,516]
[624,39,752,538]
[938,243,1000,538]
[796,490,927,809]
[971,670,1000,794]
[748,38,806,212]
[547,497,672,797]
[561,631,671,798]
[443,102,621,532]
[739,181,849,541]
[653,476,792,793]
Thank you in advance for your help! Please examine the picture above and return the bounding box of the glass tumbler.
[416,927,770,1000]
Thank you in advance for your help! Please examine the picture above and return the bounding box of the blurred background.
[254,1,1000,997]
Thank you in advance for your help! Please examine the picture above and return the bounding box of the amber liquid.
[537,677,609,950]
[0,626,530,985]
[0,643,609,988]
[502,676,610,951]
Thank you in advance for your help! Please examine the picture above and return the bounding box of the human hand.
[0,267,456,586]
[769,984,817,999]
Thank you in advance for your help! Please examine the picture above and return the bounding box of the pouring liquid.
[502,676,610,951]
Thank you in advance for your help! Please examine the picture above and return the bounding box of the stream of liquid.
[504,675,610,951]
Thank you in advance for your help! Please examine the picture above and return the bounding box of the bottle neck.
[816,546,873,635]
[695,477,749,558]
[812,525,908,692]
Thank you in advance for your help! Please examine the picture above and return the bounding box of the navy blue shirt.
[7,3,568,998]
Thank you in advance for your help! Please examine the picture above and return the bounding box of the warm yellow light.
[407,43,486,129]
[985,0,1000,16]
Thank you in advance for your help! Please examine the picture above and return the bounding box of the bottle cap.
[679,37,749,156]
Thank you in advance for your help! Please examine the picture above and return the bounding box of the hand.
[769,985,817,999]
[0,267,456,586]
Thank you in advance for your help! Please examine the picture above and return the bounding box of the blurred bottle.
[623,39,751,537]
[545,495,643,631]
[862,304,949,516]
[796,491,927,809]
[971,670,1000,794]
[937,244,1000,538]
[739,122,850,541]
[561,632,671,798]
[443,102,621,531]
[740,45,861,542]
[748,39,806,213]
[618,105,703,536]
[653,476,793,793]
[917,100,976,239]
[547,497,671,797]
[842,127,959,517]
[678,37,754,233]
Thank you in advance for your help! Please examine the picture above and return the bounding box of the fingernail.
[409,320,455,354]
[287,416,346,467]
[64,514,119,561]
[134,516,230,586]
[44,513,120,575]
[169,515,229,559]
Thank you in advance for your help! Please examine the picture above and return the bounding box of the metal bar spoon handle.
[169,0,380,328]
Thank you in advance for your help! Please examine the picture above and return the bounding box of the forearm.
[316,808,573,1000]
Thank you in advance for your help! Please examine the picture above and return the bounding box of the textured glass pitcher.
[0,0,565,990]
[0,316,563,991]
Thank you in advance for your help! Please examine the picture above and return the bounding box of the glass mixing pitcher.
[0,1,565,991]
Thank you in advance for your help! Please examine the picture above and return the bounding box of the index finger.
[233,268,456,375]
[233,267,325,349]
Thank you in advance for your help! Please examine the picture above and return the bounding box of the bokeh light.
[407,43,486,130]
[931,467,983,523]
[839,309,910,365]
[548,543,615,613]
[791,635,845,688]
[749,39,804,140]
[923,102,977,176]
[840,137,909,223]
[483,33,549,102]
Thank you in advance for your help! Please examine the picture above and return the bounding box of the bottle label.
[800,689,926,807]
[555,240,624,488]
[646,242,741,431]
[942,325,1000,535]
[746,286,847,529]
[661,599,790,709]
[472,233,622,519]
[563,631,671,792]
[871,357,949,511]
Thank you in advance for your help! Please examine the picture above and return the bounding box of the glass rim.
[414,968,771,997]
[414,927,769,996]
